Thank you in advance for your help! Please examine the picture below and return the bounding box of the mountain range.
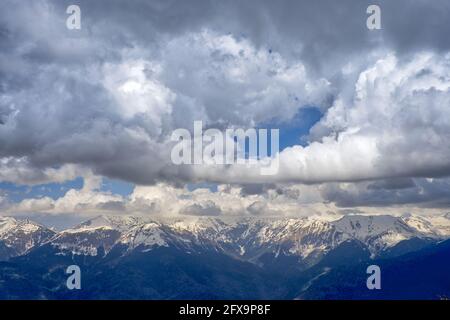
[1,213,450,299]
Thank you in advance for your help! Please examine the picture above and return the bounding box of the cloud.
[180,201,222,216]
[1,1,450,216]
[0,158,85,185]
[239,184,277,196]
[307,52,450,181]
[4,177,450,222]
[186,52,450,184]
[321,178,450,209]
[2,180,327,218]
[96,200,127,212]
[0,2,332,186]
[367,178,416,191]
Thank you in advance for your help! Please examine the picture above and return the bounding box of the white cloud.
[184,52,450,184]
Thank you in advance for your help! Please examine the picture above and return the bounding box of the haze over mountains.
[1,213,450,299]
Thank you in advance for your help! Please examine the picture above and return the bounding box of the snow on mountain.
[219,218,347,262]
[48,214,449,261]
[0,216,56,260]
[403,214,450,237]
[49,215,155,256]
[430,214,450,236]
[162,215,428,261]
[2,213,450,266]
[118,222,169,250]
[332,215,423,255]
[70,215,148,232]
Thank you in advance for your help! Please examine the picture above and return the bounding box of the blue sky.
[263,107,323,150]
[1,178,134,203]
[0,179,84,202]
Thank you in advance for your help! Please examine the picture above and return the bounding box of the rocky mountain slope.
[1,213,450,299]
[0,217,56,260]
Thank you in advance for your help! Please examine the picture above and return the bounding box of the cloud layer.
[1,1,450,216]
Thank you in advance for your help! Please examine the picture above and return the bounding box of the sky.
[1,0,450,228]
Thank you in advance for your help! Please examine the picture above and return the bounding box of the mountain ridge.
[1,213,449,265]
[1,213,450,299]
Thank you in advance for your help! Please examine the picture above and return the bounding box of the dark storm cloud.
[45,0,450,75]
[15,0,450,75]
[322,178,450,208]
[2,0,447,65]
[367,178,416,191]
[239,183,277,196]
[1,0,450,194]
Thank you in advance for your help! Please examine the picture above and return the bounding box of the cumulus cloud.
[307,52,450,180]
[1,1,450,216]
[2,180,326,218]
[186,52,450,184]
[4,177,450,222]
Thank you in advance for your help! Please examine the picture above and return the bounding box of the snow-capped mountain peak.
[3,213,450,269]
[332,215,433,254]
[403,214,450,237]
[70,215,148,232]
[0,217,56,260]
